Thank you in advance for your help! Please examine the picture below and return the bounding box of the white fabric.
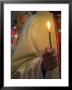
[11,12,59,79]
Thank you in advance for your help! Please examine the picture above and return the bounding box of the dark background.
[0,0,71,89]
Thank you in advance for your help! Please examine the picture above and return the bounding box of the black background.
[0,0,71,89]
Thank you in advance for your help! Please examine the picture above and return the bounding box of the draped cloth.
[11,12,60,79]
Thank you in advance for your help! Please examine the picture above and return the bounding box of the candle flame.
[47,21,51,29]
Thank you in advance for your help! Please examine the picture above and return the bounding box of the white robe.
[11,12,60,79]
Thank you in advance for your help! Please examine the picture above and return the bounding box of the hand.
[41,48,58,72]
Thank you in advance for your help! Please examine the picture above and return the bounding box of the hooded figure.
[11,12,60,79]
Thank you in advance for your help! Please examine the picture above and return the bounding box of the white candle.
[47,21,52,48]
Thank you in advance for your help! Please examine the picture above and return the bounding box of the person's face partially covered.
[17,15,29,34]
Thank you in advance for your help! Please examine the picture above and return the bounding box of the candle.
[47,21,52,48]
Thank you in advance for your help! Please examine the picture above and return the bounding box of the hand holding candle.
[41,48,58,72]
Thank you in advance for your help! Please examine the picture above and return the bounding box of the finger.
[45,53,57,60]
[47,48,55,52]
[46,58,58,67]
[47,56,57,63]
[47,48,56,55]
[48,56,57,61]
[52,53,57,57]
[44,48,55,53]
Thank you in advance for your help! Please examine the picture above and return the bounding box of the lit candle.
[47,21,52,48]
